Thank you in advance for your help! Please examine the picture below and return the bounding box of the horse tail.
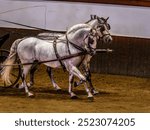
[1,39,22,85]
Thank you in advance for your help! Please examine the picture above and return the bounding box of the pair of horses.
[1,15,112,100]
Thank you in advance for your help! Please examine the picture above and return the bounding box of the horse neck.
[87,19,98,28]
[67,28,90,47]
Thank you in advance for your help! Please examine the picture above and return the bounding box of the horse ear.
[90,15,94,19]
[91,15,97,19]
[106,17,109,21]
[94,15,97,19]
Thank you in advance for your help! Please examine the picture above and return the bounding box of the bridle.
[96,22,111,42]
[86,15,112,43]
[86,23,112,56]
[86,29,99,56]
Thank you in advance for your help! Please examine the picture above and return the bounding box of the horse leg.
[18,63,38,89]
[69,73,77,99]
[84,82,94,100]
[20,65,34,97]
[69,66,93,98]
[46,67,61,91]
[80,63,99,95]
[28,63,39,87]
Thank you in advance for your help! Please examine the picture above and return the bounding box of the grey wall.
[0,0,150,38]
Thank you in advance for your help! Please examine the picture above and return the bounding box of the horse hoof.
[27,92,35,98]
[27,83,33,88]
[18,85,24,89]
[92,90,99,95]
[14,83,19,88]
[71,95,78,99]
[56,88,62,92]
[88,96,94,102]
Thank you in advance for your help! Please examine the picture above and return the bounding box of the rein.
[1,51,88,67]
[1,48,113,67]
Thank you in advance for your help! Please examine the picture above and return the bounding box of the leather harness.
[53,37,66,71]
[53,34,89,71]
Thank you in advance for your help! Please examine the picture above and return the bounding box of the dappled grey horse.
[31,15,112,94]
[1,23,105,99]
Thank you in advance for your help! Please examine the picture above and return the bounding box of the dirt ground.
[0,65,150,113]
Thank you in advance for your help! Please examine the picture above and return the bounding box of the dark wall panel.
[90,36,150,77]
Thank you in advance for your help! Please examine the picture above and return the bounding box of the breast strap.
[53,38,66,71]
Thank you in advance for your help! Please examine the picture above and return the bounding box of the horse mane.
[66,24,92,45]
[85,15,107,24]
[67,24,90,34]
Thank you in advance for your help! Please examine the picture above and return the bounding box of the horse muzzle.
[103,34,113,44]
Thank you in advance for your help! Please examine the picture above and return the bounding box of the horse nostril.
[108,37,112,43]
[103,35,113,43]
[108,39,111,43]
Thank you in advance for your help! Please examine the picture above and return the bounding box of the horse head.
[87,15,113,44]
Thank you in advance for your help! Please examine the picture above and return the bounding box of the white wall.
[0,0,150,38]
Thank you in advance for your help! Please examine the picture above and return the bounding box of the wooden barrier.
[91,36,150,77]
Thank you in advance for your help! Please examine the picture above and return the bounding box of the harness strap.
[1,51,88,67]
[66,35,71,55]
[66,35,87,53]
[53,38,66,71]
[101,33,111,39]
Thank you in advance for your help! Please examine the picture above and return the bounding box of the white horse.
[1,23,102,99]
[76,15,112,93]
[31,15,112,94]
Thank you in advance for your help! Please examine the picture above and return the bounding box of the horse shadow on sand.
[0,85,117,101]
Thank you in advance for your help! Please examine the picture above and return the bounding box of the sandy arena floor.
[0,65,150,112]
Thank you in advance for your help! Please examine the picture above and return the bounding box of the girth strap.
[53,38,66,71]
[66,35,71,55]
